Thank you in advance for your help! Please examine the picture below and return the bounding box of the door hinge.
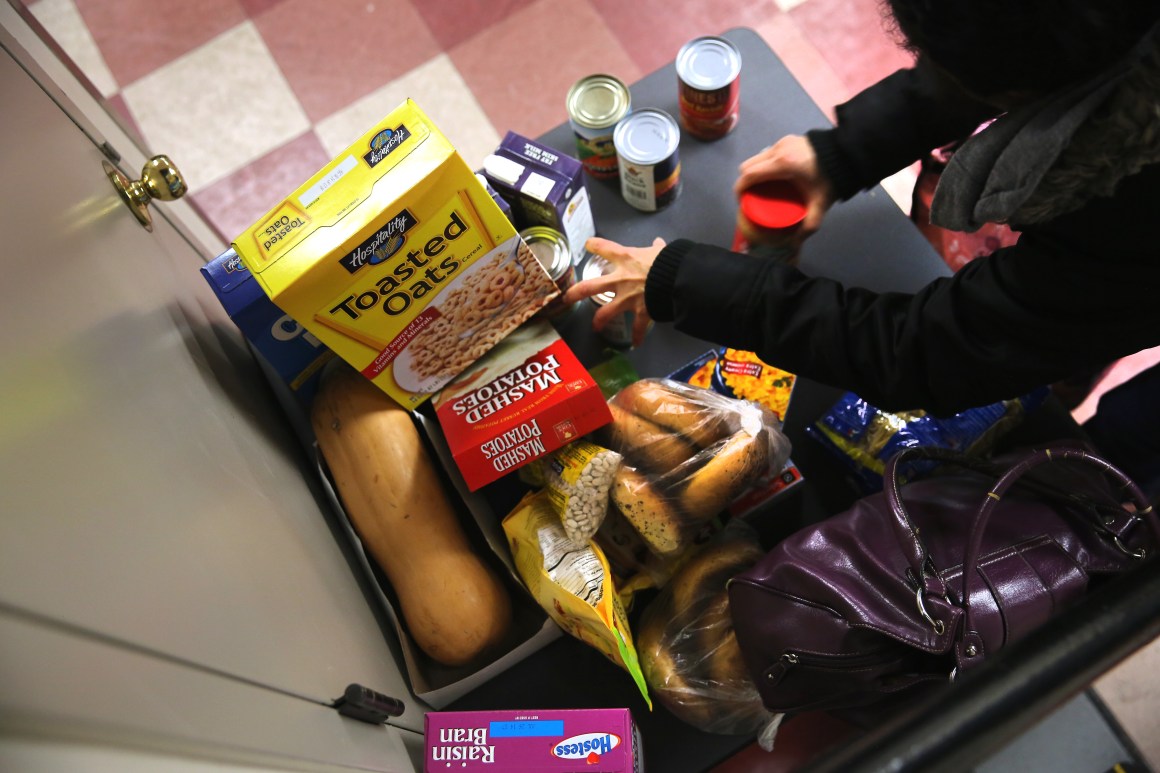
[99,141,120,163]
[332,683,406,725]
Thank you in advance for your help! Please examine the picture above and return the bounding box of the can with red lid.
[676,36,742,140]
[733,180,808,263]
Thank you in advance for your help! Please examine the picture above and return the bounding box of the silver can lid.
[613,108,680,165]
[520,226,571,282]
[580,252,616,306]
[676,36,742,90]
[567,75,632,130]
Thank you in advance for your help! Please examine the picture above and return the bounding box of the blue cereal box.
[200,248,333,409]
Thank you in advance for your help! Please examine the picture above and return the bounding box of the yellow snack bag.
[522,440,622,545]
[503,490,651,708]
[234,99,559,408]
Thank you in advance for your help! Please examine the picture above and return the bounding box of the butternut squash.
[311,365,512,666]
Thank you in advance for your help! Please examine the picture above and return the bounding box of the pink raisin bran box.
[424,708,643,772]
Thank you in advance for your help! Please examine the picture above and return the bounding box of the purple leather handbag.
[728,445,1160,714]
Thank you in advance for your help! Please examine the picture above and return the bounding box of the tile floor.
[19,0,914,244]
[16,0,1160,769]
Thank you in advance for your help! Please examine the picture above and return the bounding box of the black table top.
[541,26,951,524]
[449,26,1071,772]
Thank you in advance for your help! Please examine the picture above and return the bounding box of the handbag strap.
[883,445,1159,643]
[882,446,1003,598]
[957,446,1158,641]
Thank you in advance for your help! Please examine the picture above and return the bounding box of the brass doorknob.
[104,155,187,232]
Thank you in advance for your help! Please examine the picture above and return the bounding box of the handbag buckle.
[1114,534,1148,560]
[915,586,946,635]
[1110,514,1149,559]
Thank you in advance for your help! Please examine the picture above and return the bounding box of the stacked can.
[566,75,632,180]
[521,226,577,318]
[676,36,742,140]
[613,108,682,212]
[733,180,808,264]
[580,253,649,348]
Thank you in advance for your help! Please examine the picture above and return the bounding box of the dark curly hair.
[883,0,1160,98]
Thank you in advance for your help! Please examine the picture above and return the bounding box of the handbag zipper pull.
[765,652,798,684]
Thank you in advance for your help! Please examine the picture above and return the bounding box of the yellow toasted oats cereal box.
[233,99,560,408]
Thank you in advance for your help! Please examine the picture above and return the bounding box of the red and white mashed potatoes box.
[432,319,612,491]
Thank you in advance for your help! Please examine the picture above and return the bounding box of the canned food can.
[676,36,742,140]
[580,252,649,347]
[567,74,632,180]
[613,108,682,212]
[521,226,576,318]
[732,180,808,264]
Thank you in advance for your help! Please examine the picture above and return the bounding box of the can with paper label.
[613,108,681,213]
[567,74,632,180]
[676,36,742,140]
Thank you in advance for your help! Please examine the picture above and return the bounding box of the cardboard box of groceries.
[201,266,565,708]
[432,320,613,491]
[233,100,560,409]
[313,407,562,708]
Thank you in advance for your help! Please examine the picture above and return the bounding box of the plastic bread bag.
[806,387,1050,493]
[502,490,652,707]
[595,378,792,559]
[593,503,679,606]
[635,521,783,749]
[519,440,622,545]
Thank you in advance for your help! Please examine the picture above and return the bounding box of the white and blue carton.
[482,131,596,266]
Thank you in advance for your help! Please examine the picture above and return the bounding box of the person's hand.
[561,236,665,347]
[734,134,834,237]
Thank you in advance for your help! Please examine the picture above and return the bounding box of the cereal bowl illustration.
[392,235,554,393]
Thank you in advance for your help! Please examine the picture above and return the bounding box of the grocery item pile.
[199,42,804,746]
[504,378,791,714]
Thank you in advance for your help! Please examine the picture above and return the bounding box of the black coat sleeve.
[645,166,1160,415]
[807,59,998,200]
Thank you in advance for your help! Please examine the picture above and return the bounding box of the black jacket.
[645,63,1160,415]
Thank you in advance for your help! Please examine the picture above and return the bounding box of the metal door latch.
[332,683,405,725]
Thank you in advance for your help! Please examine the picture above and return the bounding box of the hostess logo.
[363,124,411,167]
[338,209,417,274]
[552,732,620,760]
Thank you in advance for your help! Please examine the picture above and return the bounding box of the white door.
[0,8,420,771]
